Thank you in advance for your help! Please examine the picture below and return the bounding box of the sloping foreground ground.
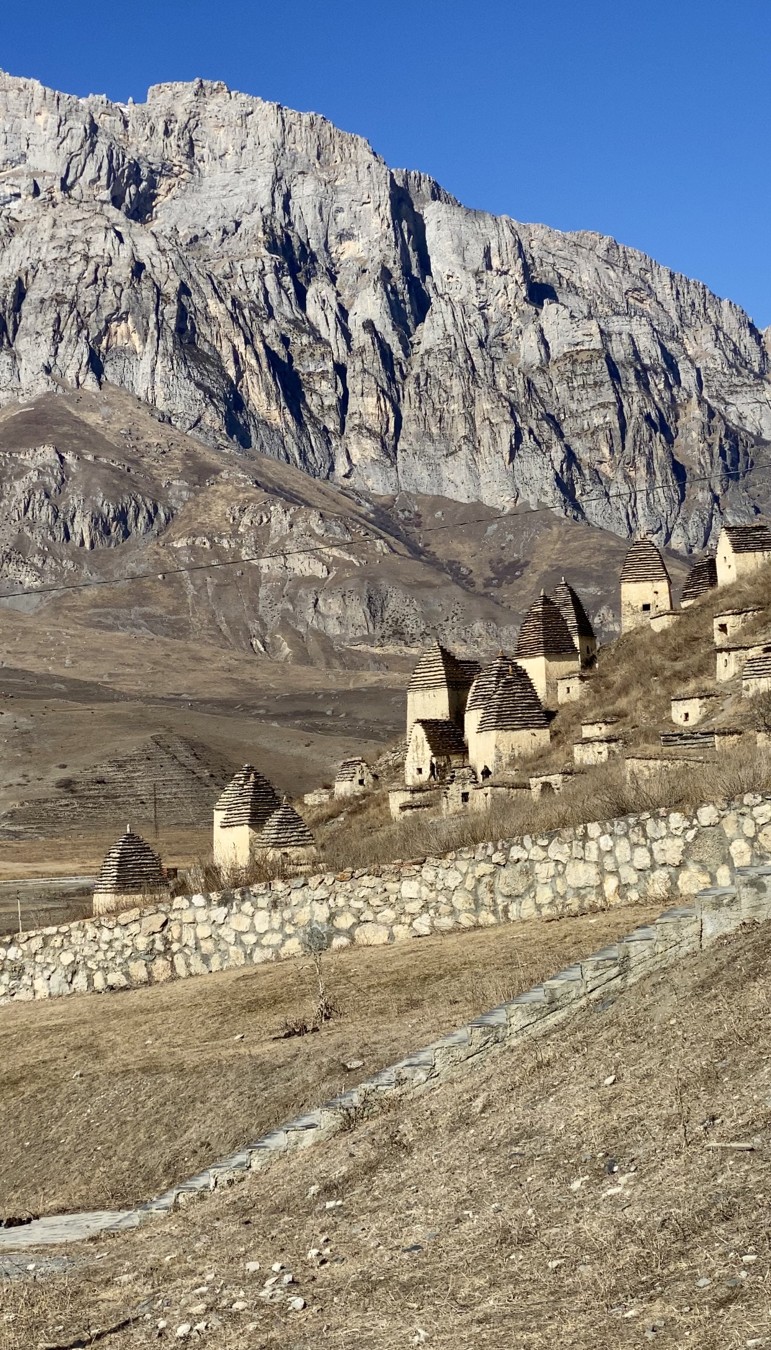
[4,922,771,1349]
[0,905,657,1217]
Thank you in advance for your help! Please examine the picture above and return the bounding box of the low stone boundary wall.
[1,793,770,1003]
[4,863,770,1250]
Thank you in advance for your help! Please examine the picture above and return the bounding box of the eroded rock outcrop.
[0,72,769,549]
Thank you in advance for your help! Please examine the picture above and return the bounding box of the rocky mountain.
[1,386,654,665]
[0,72,769,554]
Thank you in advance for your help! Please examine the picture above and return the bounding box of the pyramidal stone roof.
[554,578,595,642]
[466,652,512,712]
[515,593,576,659]
[620,539,670,584]
[477,663,550,733]
[215,765,281,830]
[413,718,467,756]
[743,648,771,680]
[723,523,771,554]
[681,556,718,602]
[94,828,165,896]
[408,641,480,691]
[258,800,315,850]
[335,758,368,782]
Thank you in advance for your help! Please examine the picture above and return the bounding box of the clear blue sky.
[2,0,769,325]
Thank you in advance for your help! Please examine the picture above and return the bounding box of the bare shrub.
[749,689,771,735]
[178,851,290,897]
[276,922,338,1039]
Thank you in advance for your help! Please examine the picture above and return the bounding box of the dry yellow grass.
[3,920,770,1349]
[306,745,771,873]
[0,903,660,1218]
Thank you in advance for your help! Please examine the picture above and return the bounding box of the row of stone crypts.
[618,524,771,779]
[93,771,319,918]
[380,522,771,821]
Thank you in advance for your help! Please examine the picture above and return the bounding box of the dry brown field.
[3,920,770,1349]
[0,903,661,1219]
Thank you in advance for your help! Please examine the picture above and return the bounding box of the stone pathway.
[2,865,770,1261]
[0,1210,137,1250]
[1,1251,76,1279]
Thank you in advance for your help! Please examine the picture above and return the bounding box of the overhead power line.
[0,456,768,604]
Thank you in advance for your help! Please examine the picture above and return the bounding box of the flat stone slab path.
[0,1209,136,1249]
[1,1251,76,1279]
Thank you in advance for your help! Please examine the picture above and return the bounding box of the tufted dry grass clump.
[4,919,771,1349]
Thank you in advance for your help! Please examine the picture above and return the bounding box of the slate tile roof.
[94,828,165,896]
[743,649,771,681]
[620,539,671,584]
[258,801,315,850]
[477,663,550,732]
[408,641,480,691]
[723,524,771,554]
[215,765,281,830]
[681,556,717,602]
[515,593,576,659]
[554,578,595,642]
[466,652,512,712]
[335,758,368,782]
[413,719,467,756]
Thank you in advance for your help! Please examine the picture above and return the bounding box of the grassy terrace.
[0,903,659,1218]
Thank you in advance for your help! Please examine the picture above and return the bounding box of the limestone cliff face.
[0,72,769,550]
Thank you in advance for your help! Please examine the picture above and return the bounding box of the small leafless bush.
[276,922,338,1039]
[749,689,771,735]
[178,851,290,897]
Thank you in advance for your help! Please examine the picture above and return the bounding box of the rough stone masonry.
[1,794,770,1003]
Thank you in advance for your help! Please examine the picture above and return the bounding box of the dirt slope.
[3,920,770,1347]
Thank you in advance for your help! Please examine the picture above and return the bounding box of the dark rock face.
[0,73,769,549]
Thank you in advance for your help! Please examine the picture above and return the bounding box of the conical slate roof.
[554,578,595,642]
[681,556,717,603]
[515,594,575,659]
[94,828,165,896]
[408,641,479,691]
[620,539,670,583]
[215,765,281,829]
[477,663,550,732]
[258,800,315,850]
[466,652,512,712]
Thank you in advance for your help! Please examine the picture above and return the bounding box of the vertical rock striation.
[0,72,768,548]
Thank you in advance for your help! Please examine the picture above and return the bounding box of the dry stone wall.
[2,794,771,1003]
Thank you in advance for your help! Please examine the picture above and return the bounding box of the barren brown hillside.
[0,383,692,880]
[3,919,770,1349]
